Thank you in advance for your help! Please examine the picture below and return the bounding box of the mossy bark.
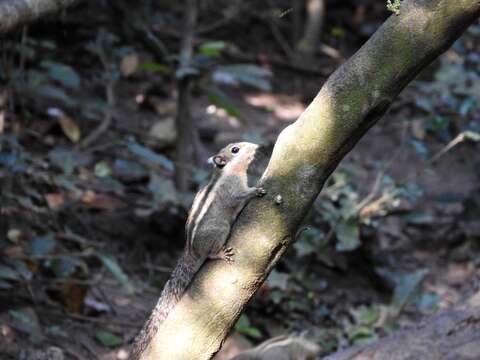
[0,0,79,34]
[143,0,480,359]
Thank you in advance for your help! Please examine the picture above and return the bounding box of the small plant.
[386,0,402,15]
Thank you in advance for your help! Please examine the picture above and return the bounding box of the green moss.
[387,0,402,15]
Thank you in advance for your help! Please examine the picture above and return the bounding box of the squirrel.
[131,142,266,360]
[228,335,321,360]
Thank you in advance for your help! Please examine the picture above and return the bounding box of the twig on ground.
[355,123,408,216]
[58,311,142,328]
[59,231,103,247]
[429,132,471,164]
[225,47,329,76]
[110,0,170,62]
[78,336,99,360]
[196,2,242,35]
[78,77,116,149]
[257,11,295,60]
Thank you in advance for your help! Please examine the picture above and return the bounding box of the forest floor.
[1,4,479,360]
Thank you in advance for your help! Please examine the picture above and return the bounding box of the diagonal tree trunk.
[142,1,480,358]
[0,0,80,34]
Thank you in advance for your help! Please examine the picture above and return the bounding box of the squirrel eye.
[231,146,240,154]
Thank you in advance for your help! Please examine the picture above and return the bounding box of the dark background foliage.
[0,1,479,358]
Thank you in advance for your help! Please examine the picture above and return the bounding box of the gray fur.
[131,142,264,360]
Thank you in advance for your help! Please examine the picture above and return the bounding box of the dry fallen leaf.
[63,280,88,313]
[120,53,139,77]
[2,245,24,258]
[0,111,4,134]
[47,107,81,143]
[45,193,67,210]
[411,119,426,140]
[46,191,126,211]
[0,89,5,134]
[7,229,22,243]
[58,114,81,143]
[80,190,127,210]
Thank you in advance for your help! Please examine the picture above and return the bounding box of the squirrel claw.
[256,187,267,197]
[221,246,235,263]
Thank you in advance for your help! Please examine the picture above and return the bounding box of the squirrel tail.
[131,252,201,359]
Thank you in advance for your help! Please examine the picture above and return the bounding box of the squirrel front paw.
[210,246,235,263]
[256,187,267,197]
[221,246,235,263]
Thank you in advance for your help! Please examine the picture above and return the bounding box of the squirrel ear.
[213,155,226,168]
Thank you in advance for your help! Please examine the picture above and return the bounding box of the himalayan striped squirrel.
[131,142,266,359]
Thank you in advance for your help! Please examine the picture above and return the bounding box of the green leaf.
[349,325,378,345]
[303,277,328,292]
[267,270,289,291]
[31,235,56,257]
[94,161,112,178]
[45,325,67,337]
[176,66,200,79]
[235,315,262,338]
[34,84,77,107]
[9,309,35,325]
[98,255,133,293]
[138,62,171,75]
[414,292,440,313]
[40,61,81,89]
[330,27,346,38]
[12,260,32,281]
[40,40,57,50]
[148,174,177,205]
[206,88,240,117]
[212,64,272,91]
[114,159,148,182]
[9,309,43,344]
[51,258,81,278]
[239,327,262,338]
[48,148,77,175]
[127,142,174,171]
[405,212,434,225]
[294,227,325,256]
[392,270,428,310]
[199,41,228,56]
[95,330,122,347]
[27,70,48,87]
[287,298,311,312]
[235,314,251,329]
[335,221,360,252]
[0,265,20,281]
[191,167,210,187]
[294,239,317,257]
[0,279,13,289]
[351,306,379,326]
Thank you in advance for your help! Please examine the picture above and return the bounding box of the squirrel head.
[208,142,259,170]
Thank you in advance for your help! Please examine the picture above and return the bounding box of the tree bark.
[0,0,80,34]
[142,0,480,358]
[323,287,480,360]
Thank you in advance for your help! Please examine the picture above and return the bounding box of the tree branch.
[0,0,80,34]
[142,0,480,358]
[174,0,198,191]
